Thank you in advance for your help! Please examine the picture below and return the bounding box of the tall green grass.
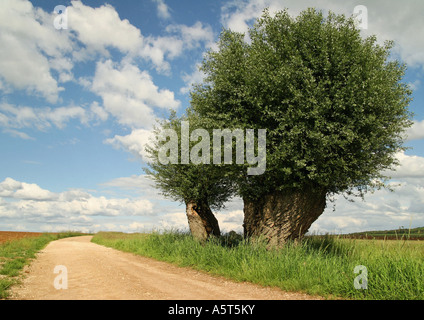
[92,231,424,300]
[0,232,84,299]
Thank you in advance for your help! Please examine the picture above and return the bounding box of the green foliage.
[144,110,235,210]
[191,8,413,200]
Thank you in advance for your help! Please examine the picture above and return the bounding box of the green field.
[92,231,424,300]
[0,232,84,299]
[346,227,424,240]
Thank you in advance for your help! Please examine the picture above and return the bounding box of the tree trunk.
[186,200,220,241]
[243,186,327,247]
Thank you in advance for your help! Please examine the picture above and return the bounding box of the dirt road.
[10,236,322,300]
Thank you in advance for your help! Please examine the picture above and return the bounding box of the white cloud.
[64,1,182,72]
[314,216,367,232]
[217,209,244,234]
[89,101,109,122]
[0,102,90,133]
[0,178,57,201]
[140,21,215,73]
[384,151,424,179]
[129,221,147,232]
[100,174,169,203]
[152,0,171,20]
[0,0,214,104]
[46,105,89,129]
[180,62,207,94]
[104,128,155,163]
[157,211,188,231]
[0,0,72,103]
[67,1,144,58]
[166,21,215,50]
[91,59,180,129]
[49,57,74,84]
[1,128,34,140]
[409,79,421,91]
[101,175,155,192]
[406,119,424,141]
[0,178,155,220]
[68,1,210,73]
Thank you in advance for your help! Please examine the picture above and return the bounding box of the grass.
[92,230,424,300]
[0,231,84,299]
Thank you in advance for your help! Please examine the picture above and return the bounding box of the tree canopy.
[144,110,235,211]
[190,8,413,201]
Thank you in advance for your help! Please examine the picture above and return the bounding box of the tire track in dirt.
[10,236,322,300]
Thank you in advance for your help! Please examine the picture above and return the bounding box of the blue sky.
[1,0,424,234]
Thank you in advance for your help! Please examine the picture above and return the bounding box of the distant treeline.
[343,227,424,240]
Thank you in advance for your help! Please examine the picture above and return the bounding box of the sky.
[1,0,424,235]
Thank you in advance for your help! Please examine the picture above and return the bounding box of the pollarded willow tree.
[190,8,413,246]
[144,110,235,241]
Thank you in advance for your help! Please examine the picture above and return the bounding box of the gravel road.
[10,236,322,300]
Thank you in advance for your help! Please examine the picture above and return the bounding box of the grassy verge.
[0,232,84,299]
[92,231,424,300]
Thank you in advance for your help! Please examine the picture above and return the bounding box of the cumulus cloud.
[0,177,57,200]
[0,177,155,221]
[104,128,155,163]
[217,209,244,234]
[140,21,215,73]
[166,21,215,50]
[381,151,424,181]
[100,174,167,202]
[67,1,180,73]
[0,102,93,134]
[157,211,188,231]
[68,1,213,73]
[180,62,207,94]
[152,0,171,20]
[0,0,72,103]
[67,0,190,72]
[0,0,215,105]
[406,120,424,141]
[91,59,180,129]
[67,1,144,58]
[101,175,155,191]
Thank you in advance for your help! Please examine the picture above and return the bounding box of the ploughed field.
[0,231,44,244]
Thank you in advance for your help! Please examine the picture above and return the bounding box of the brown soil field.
[0,231,44,244]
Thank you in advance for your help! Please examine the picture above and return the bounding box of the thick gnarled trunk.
[186,200,220,241]
[243,187,327,247]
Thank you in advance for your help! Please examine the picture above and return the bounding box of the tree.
[190,8,413,246]
[144,110,235,241]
